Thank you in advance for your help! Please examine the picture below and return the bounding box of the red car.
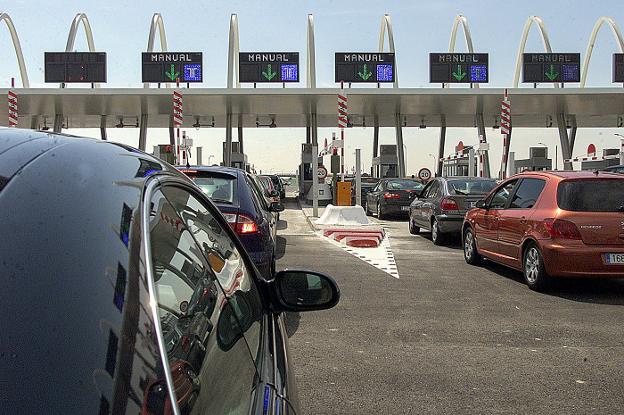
[462,171,624,291]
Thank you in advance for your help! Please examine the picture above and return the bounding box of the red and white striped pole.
[500,89,511,179]
[173,79,183,165]
[8,90,18,128]
[338,81,348,181]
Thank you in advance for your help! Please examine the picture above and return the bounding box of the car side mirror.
[270,270,340,312]
[270,202,285,213]
[269,190,280,198]
[475,199,487,209]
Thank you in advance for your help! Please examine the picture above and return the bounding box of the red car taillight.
[543,218,581,240]
[440,198,459,211]
[383,192,400,199]
[223,213,259,234]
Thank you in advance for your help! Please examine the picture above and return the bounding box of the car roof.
[511,170,624,180]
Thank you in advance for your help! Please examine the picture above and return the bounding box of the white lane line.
[316,230,400,279]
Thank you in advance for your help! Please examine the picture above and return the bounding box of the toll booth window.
[148,188,261,415]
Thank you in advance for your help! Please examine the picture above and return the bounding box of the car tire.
[431,218,444,245]
[377,202,385,220]
[523,243,550,291]
[463,226,481,265]
[409,217,420,235]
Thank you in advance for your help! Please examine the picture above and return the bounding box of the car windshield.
[182,172,238,205]
[386,179,423,190]
[557,179,624,212]
[448,179,497,195]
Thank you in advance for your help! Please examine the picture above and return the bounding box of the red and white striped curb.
[8,90,18,127]
[173,90,183,128]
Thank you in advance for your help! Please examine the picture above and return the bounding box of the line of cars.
[0,129,339,415]
[368,172,624,291]
[177,167,287,279]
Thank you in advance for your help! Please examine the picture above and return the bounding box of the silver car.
[409,177,497,245]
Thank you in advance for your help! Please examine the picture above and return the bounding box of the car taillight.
[440,198,459,211]
[383,192,400,199]
[235,214,259,234]
[543,218,581,240]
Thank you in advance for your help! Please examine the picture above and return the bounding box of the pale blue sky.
[2,0,624,173]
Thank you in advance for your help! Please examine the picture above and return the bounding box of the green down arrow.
[452,65,466,81]
[357,64,373,81]
[262,64,277,81]
[545,64,559,81]
[165,64,180,81]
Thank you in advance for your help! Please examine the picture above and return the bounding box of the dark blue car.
[178,166,283,278]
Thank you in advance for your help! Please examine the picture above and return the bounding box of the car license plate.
[401,206,410,211]
[468,201,476,208]
[604,253,624,264]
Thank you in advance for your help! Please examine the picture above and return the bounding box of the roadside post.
[468,147,476,177]
[355,149,362,206]
[312,145,319,217]
[8,90,17,127]
[620,138,624,165]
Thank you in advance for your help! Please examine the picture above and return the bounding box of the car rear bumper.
[435,214,464,234]
[381,201,412,215]
[540,241,624,278]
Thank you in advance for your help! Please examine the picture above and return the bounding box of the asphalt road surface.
[277,200,624,415]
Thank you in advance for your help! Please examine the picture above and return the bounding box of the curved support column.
[513,16,555,88]
[0,13,29,88]
[144,13,168,88]
[227,14,240,89]
[64,13,99,88]
[306,14,316,88]
[581,16,624,87]
[378,14,398,87]
[447,14,477,89]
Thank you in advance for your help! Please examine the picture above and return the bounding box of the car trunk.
[445,194,485,214]
[557,178,624,246]
[384,189,418,205]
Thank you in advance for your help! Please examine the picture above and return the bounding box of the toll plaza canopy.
[2,87,624,129]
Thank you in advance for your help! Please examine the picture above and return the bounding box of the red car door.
[475,180,518,257]
[497,178,547,268]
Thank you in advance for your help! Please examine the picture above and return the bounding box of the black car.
[178,166,282,279]
[365,178,424,219]
[269,174,286,199]
[409,176,497,244]
[0,129,340,415]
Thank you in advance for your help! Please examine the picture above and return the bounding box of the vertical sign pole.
[340,81,345,182]
[620,138,624,166]
[355,149,362,207]
[312,145,319,217]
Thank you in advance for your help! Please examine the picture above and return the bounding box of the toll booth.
[299,143,332,204]
[512,147,552,174]
[223,142,247,170]
[442,146,477,177]
[581,148,621,170]
[372,145,399,178]
[152,144,175,165]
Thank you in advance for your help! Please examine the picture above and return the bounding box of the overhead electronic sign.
[335,53,395,83]
[522,53,580,83]
[142,52,203,83]
[239,52,299,83]
[613,54,624,83]
[429,53,489,83]
[44,52,107,83]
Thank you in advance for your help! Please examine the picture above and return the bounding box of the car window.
[372,181,383,192]
[181,171,238,205]
[447,179,497,195]
[149,187,262,414]
[509,178,546,209]
[386,179,423,190]
[249,175,270,210]
[557,179,624,212]
[426,181,439,198]
[489,180,518,209]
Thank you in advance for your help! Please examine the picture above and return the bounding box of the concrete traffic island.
[315,205,384,248]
